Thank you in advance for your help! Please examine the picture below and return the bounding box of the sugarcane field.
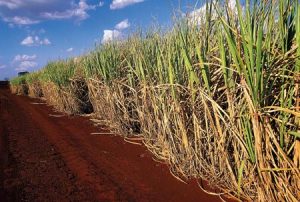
[0,0,300,201]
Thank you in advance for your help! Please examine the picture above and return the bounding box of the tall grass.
[11,1,300,201]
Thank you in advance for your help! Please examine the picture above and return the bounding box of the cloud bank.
[0,0,104,25]
[66,47,74,52]
[13,54,38,71]
[102,19,131,44]
[115,19,130,30]
[21,36,51,46]
[110,0,144,10]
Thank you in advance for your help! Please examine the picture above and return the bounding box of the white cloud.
[0,0,24,9]
[187,0,237,25]
[102,29,122,44]
[21,36,34,46]
[12,54,38,71]
[16,61,37,71]
[41,38,51,45]
[101,18,131,44]
[41,0,103,21]
[99,1,104,7]
[0,56,6,69]
[20,35,51,46]
[115,19,130,30]
[110,0,144,10]
[0,0,104,25]
[187,3,215,25]
[0,0,53,10]
[228,0,236,10]
[3,16,39,25]
[66,47,73,52]
[13,54,37,62]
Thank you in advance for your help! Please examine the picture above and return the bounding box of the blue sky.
[0,0,203,80]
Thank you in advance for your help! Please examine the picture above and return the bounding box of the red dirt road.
[0,85,223,202]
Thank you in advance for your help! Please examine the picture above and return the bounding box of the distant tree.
[18,71,29,76]
[4,77,9,81]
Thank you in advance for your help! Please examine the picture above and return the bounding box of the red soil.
[0,85,227,202]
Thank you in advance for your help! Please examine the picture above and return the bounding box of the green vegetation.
[10,74,27,86]
[11,1,300,201]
